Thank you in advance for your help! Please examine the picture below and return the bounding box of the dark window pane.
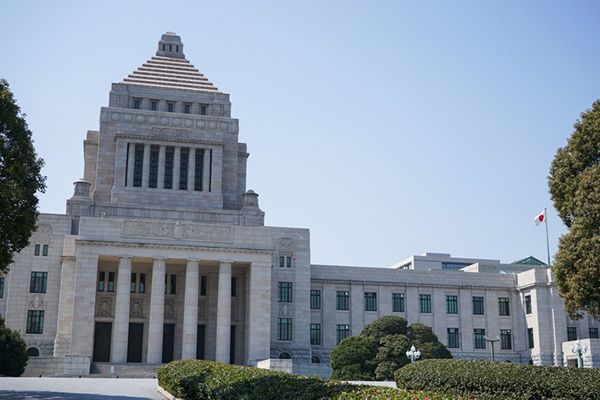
[286,256,292,268]
[474,329,486,349]
[364,292,377,311]
[194,149,204,191]
[200,105,207,115]
[164,147,174,189]
[567,327,577,341]
[170,274,177,295]
[420,294,431,313]
[29,272,47,293]
[446,295,458,314]
[108,272,115,292]
[278,318,292,340]
[167,103,174,112]
[148,145,159,188]
[310,290,321,310]
[310,323,321,345]
[34,244,40,256]
[500,329,512,349]
[231,277,237,297]
[525,295,532,314]
[133,99,140,109]
[447,328,460,348]
[336,291,349,310]
[0,277,4,298]
[278,282,293,302]
[473,296,484,315]
[42,244,48,256]
[179,148,189,190]
[133,144,144,187]
[279,256,285,268]
[200,275,207,296]
[139,273,146,294]
[498,297,510,316]
[97,271,105,292]
[392,293,405,312]
[130,272,136,293]
[26,310,44,334]
[184,104,190,114]
[151,101,157,111]
[336,324,350,344]
[589,328,599,339]
[528,328,535,348]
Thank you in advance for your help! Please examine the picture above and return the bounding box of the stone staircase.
[90,362,160,378]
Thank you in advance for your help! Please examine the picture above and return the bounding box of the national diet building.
[0,33,598,377]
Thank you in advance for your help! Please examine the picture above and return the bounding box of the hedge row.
[157,359,462,400]
[395,359,600,400]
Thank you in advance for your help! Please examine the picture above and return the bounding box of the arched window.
[278,352,291,359]
[26,347,40,357]
[311,355,321,364]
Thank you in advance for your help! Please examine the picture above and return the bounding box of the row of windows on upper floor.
[131,98,210,115]
[301,288,514,316]
[96,271,238,297]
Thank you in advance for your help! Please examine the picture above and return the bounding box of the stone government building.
[0,32,598,376]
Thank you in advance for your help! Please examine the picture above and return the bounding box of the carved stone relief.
[96,296,113,317]
[279,237,294,249]
[130,298,144,318]
[122,220,233,243]
[28,294,44,309]
[164,299,176,320]
[35,224,53,241]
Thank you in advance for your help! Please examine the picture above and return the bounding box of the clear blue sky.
[2,1,599,267]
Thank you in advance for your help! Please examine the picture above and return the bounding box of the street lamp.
[571,341,588,368]
[406,345,421,363]
[484,336,500,362]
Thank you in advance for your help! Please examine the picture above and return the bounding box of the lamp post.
[484,336,500,362]
[571,341,588,368]
[406,345,421,363]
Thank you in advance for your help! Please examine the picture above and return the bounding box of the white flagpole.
[545,207,551,268]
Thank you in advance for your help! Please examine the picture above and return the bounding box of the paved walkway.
[0,378,162,400]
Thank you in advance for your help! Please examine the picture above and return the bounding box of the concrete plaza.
[0,378,161,400]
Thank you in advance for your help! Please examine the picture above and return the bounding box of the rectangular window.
[200,104,207,115]
[139,273,146,294]
[26,310,44,334]
[364,292,377,311]
[194,149,204,191]
[472,296,484,315]
[498,297,510,316]
[310,290,321,310]
[447,328,460,348]
[0,277,4,298]
[442,262,469,270]
[446,295,458,314]
[286,256,292,268]
[419,294,431,313]
[500,329,512,349]
[148,145,159,188]
[278,318,292,341]
[231,277,237,297]
[310,323,321,345]
[133,144,144,187]
[279,256,285,268]
[528,328,535,348]
[97,271,105,292]
[336,291,349,310]
[200,275,207,296]
[42,244,48,256]
[179,147,189,190]
[278,282,293,303]
[184,104,191,114]
[164,146,174,189]
[34,244,40,256]
[151,101,157,111]
[589,328,599,339]
[525,295,532,315]
[130,272,137,293]
[29,271,47,293]
[567,326,577,341]
[336,324,350,344]
[474,329,486,349]
[392,293,405,312]
[170,274,177,295]
[167,102,174,112]
[133,99,140,109]
[107,272,115,292]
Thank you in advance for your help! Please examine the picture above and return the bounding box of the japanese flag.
[533,210,545,226]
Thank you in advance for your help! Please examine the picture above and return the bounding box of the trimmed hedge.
[395,359,600,400]
[157,359,462,400]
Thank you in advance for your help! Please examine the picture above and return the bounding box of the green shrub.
[0,316,27,376]
[158,359,464,400]
[361,316,408,340]
[330,336,379,380]
[395,359,600,400]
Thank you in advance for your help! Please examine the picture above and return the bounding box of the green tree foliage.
[330,316,452,381]
[548,99,600,318]
[0,79,46,274]
[330,336,378,380]
[0,316,28,376]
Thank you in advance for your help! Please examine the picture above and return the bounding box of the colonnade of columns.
[109,257,233,364]
[126,143,212,191]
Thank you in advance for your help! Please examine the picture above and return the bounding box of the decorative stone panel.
[122,220,233,243]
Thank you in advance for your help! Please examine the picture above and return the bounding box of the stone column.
[245,261,272,365]
[54,257,76,356]
[215,261,232,363]
[142,143,150,188]
[158,145,166,189]
[203,148,211,192]
[69,253,99,358]
[182,260,200,358]
[188,148,196,192]
[147,258,166,364]
[126,143,135,187]
[111,256,132,363]
[173,147,181,190]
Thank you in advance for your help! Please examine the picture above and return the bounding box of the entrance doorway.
[196,325,205,359]
[93,322,112,362]
[162,323,175,363]
[127,323,143,363]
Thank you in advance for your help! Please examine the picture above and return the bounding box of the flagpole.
[545,207,551,268]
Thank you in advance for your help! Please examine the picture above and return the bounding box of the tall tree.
[548,99,600,319]
[0,79,46,274]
